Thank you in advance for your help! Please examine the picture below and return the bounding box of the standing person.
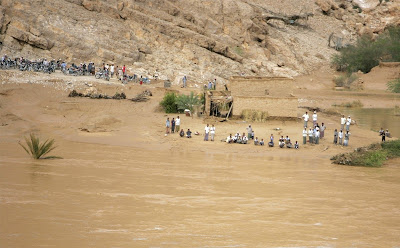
[110,64,115,78]
[338,129,344,145]
[341,115,346,131]
[251,131,255,140]
[320,123,326,139]
[346,116,351,131]
[381,129,386,142]
[344,131,350,146]
[312,111,318,127]
[294,141,299,149]
[165,118,170,135]
[213,79,217,90]
[204,124,210,141]
[122,65,126,76]
[175,116,181,133]
[302,127,307,145]
[333,129,338,144]
[246,125,252,140]
[208,81,212,90]
[210,124,215,141]
[171,118,176,133]
[315,128,320,144]
[302,111,309,128]
[308,128,313,144]
[385,129,391,138]
[182,75,187,88]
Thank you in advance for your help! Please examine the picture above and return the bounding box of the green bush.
[175,92,201,112]
[332,26,400,73]
[381,139,400,158]
[387,78,400,93]
[352,150,387,167]
[160,92,178,113]
[19,133,61,159]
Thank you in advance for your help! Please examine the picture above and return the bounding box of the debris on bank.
[68,90,126,100]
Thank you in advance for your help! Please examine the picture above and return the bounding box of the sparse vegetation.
[387,78,400,93]
[19,133,61,159]
[160,92,178,113]
[333,73,358,88]
[332,100,364,108]
[331,140,400,167]
[332,26,400,73]
[176,92,202,112]
[241,109,269,122]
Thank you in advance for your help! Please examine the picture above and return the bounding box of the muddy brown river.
[1,142,400,248]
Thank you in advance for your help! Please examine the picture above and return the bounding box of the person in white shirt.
[302,127,307,144]
[312,111,318,127]
[344,131,350,146]
[346,116,351,131]
[315,129,320,144]
[294,141,299,149]
[338,129,344,145]
[210,125,215,141]
[110,64,115,77]
[226,134,233,143]
[302,111,309,128]
[246,125,252,140]
[204,124,210,141]
[242,135,248,144]
[175,116,181,133]
[340,114,346,131]
[254,137,259,145]
[320,123,326,139]
[308,128,313,144]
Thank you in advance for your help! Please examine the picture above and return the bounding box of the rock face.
[0,0,398,82]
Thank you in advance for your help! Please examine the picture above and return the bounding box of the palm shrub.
[19,133,61,159]
[176,92,201,112]
[160,92,178,113]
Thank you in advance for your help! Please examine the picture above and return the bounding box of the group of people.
[301,111,327,145]
[225,125,254,144]
[379,128,391,142]
[333,114,352,146]
[302,111,352,146]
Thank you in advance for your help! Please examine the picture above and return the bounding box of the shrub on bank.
[331,139,400,167]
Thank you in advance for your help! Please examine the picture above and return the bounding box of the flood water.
[337,108,400,138]
[1,142,400,247]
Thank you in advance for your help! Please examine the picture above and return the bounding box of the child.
[260,139,265,146]
[254,137,259,145]
[186,129,192,138]
[294,141,299,149]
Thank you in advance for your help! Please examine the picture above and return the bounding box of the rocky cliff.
[0,0,399,83]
